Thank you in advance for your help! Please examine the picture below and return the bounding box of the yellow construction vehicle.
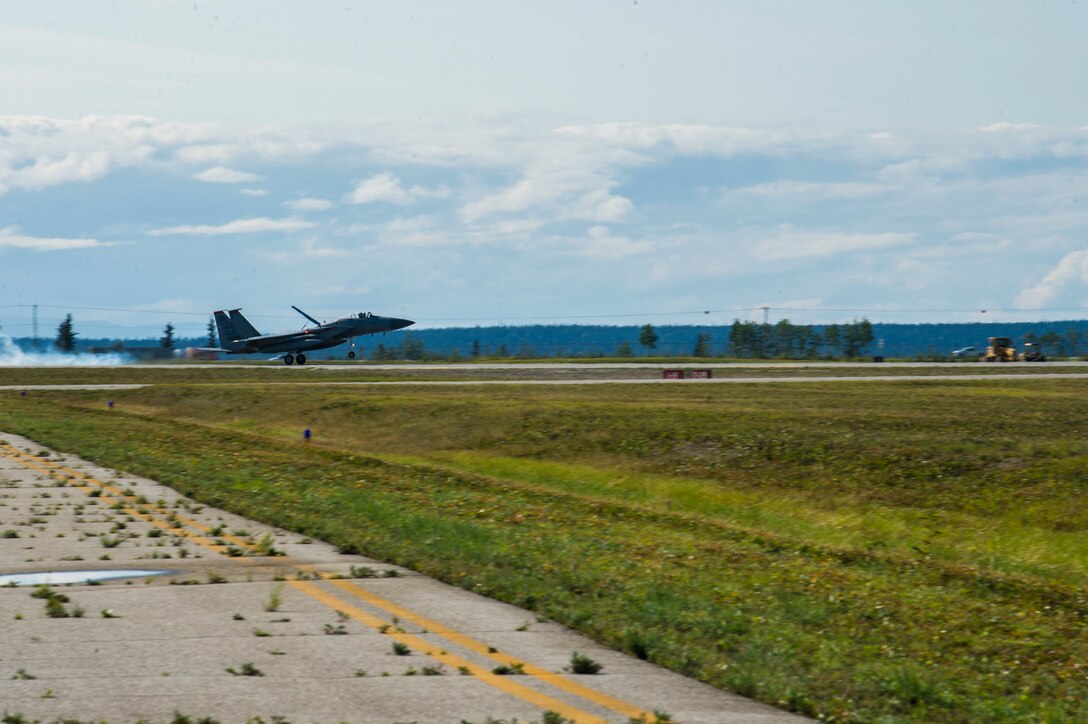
[1019,342,1047,362]
[982,337,1016,362]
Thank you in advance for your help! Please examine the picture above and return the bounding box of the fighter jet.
[203,306,414,364]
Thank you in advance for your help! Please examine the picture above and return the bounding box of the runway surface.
[0,432,799,723]
[4,372,1088,391]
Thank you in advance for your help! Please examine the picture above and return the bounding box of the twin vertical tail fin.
[213,309,260,351]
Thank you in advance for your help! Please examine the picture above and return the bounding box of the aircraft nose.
[393,317,414,330]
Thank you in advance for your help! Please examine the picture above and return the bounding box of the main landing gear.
[347,341,358,359]
[283,353,307,365]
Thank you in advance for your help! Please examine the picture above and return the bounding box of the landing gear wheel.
[284,354,295,365]
[296,353,307,365]
[347,350,356,359]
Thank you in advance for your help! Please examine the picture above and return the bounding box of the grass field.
[1,361,1086,387]
[2,373,1087,721]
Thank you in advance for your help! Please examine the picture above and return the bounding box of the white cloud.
[193,166,263,184]
[345,173,449,205]
[149,217,316,236]
[460,164,634,224]
[731,180,889,199]
[1015,248,1088,308]
[754,226,917,261]
[0,115,208,193]
[0,115,326,195]
[240,188,268,196]
[285,197,334,212]
[556,122,837,157]
[0,225,115,251]
[979,122,1038,133]
[267,238,349,261]
[578,226,653,259]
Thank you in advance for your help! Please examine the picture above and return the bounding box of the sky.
[1,1,1087,339]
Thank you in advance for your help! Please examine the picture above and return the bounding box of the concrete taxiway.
[0,433,801,723]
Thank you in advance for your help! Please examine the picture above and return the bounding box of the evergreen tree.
[638,324,659,352]
[728,320,760,358]
[497,344,510,357]
[471,339,480,358]
[1067,328,1083,356]
[160,322,175,349]
[823,324,843,357]
[1039,330,1063,356]
[55,314,77,353]
[206,317,218,347]
[692,333,711,357]
[373,343,398,361]
[398,334,424,360]
[842,318,874,358]
[615,341,635,358]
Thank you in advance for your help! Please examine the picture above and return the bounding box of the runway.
[4,372,1088,391]
[0,432,800,723]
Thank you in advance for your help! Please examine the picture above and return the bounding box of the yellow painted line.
[326,578,653,721]
[291,580,608,723]
[0,441,648,721]
[0,447,234,555]
[0,446,254,548]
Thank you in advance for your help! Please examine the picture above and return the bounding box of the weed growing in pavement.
[567,652,602,675]
[252,531,283,556]
[349,565,376,578]
[225,663,263,677]
[626,713,673,724]
[421,665,446,676]
[491,663,525,676]
[263,584,284,612]
[11,669,35,680]
[391,642,411,656]
[323,623,347,635]
[169,714,222,724]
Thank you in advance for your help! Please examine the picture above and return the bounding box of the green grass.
[2,378,1088,721]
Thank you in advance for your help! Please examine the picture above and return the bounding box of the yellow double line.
[0,440,653,723]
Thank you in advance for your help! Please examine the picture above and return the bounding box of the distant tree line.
[727,318,875,359]
[29,315,1088,360]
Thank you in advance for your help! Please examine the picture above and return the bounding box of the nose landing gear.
[347,341,357,359]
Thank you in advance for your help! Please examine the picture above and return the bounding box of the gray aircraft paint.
[206,307,413,364]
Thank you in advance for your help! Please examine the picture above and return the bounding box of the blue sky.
[1,1,1087,338]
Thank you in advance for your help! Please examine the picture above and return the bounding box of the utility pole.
[758,306,770,358]
[32,304,39,351]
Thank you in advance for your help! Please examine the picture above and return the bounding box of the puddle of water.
[0,569,173,586]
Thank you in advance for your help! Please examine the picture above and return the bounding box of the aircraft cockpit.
[358,312,374,319]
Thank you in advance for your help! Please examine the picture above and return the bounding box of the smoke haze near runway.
[0,335,129,366]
